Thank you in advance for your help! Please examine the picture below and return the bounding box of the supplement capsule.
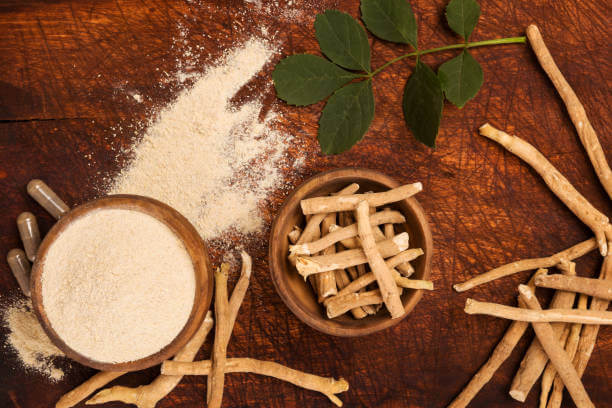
[7,249,31,297]
[27,179,69,219]
[17,212,41,261]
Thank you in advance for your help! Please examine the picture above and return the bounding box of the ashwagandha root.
[447,269,546,408]
[289,210,405,255]
[325,290,385,319]
[356,201,403,318]
[518,285,594,408]
[526,25,612,200]
[479,124,612,256]
[545,294,588,408]
[453,237,596,292]
[326,251,427,298]
[539,324,571,408]
[536,273,612,301]
[288,226,302,244]
[291,184,360,254]
[56,372,127,408]
[313,213,339,300]
[161,358,349,407]
[85,311,215,408]
[335,268,431,297]
[295,233,409,278]
[208,252,252,408]
[551,257,611,408]
[383,209,414,276]
[334,267,368,319]
[464,299,612,324]
[510,262,577,402]
[300,183,422,215]
[208,264,230,408]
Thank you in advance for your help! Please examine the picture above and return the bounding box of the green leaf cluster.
[273,0,519,154]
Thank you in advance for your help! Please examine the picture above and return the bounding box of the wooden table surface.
[0,0,610,407]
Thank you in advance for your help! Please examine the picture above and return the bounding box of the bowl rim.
[30,194,214,371]
[269,168,433,337]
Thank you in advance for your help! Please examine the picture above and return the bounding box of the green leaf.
[445,0,480,39]
[318,80,375,154]
[438,50,483,108]
[360,0,418,48]
[402,61,444,148]
[272,54,360,106]
[315,10,371,72]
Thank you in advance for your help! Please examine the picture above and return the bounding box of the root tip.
[509,390,527,402]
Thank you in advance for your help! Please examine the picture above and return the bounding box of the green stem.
[367,36,526,77]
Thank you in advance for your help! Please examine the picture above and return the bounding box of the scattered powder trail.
[108,38,294,241]
[2,299,65,381]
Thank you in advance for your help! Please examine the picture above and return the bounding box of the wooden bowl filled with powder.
[29,195,213,372]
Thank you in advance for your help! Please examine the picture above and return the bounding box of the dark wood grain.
[0,0,610,407]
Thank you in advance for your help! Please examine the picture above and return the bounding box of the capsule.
[27,179,69,219]
[7,249,31,297]
[17,212,41,262]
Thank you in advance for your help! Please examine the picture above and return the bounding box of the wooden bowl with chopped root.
[269,168,433,337]
[30,195,214,372]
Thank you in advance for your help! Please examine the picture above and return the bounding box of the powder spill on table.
[107,37,298,244]
[2,298,65,381]
[41,208,195,363]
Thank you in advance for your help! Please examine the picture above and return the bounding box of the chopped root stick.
[526,25,612,200]
[161,358,349,406]
[479,124,611,256]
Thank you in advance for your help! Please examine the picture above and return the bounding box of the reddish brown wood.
[0,0,610,407]
[30,195,213,372]
[269,168,433,337]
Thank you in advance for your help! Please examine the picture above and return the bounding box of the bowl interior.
[270,168,433,337]
[30,194,213,371]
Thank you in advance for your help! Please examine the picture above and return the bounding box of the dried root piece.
[208,264,230,407]
[510,262,577,402]
[356,201,403,318]
[526,25,612,200]
[292,184,360,250]
[208,252,252,408]
[288,226,302,244]
[326,251,427,298]
[539,324,571,408]
[536,273,612,301]
[550,257,611,408]
[86,312,215,408]
[325,290,384,319]
[546,294,588,408]
[313,213,339,300]
[334,268,368,319]
[56,372,127,408]
[448,269,546,408]
[290,210,405,255]
[479,124,612,256]
[296,233,409,278]
[300,183,422,215]
[161,358,349,407]
[518,285,594,408]
[454,238,596,292]
[464,299,612,324]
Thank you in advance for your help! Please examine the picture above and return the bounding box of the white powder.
[2,298,65,381]
[107,38,297,242]
[41,209,195,363]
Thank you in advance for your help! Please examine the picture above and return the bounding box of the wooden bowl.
[30,195,214,371]
[269,168,433,337]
